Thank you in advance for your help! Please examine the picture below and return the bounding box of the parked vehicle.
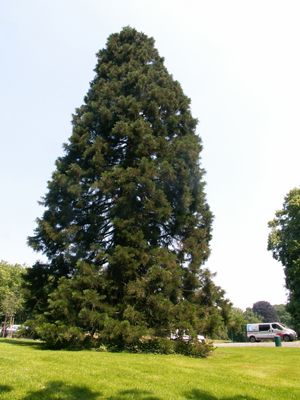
[170,330,205,343]
[246,322,298,342]
[196,335,205,343]
[4,325,21,337]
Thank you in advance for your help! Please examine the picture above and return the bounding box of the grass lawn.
[0,338,299,399]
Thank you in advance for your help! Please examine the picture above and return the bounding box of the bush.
[95,337,214,358]
[26,316,214,357]
[172,339,214,358]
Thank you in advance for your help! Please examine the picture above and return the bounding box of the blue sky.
[1,0,300,310]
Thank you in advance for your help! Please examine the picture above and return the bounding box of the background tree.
[195,269,232,339]
[252,301,278,323]
[25,27,230,348]
[218,303,288,343]
[226,307,263,343]
[227,308,246,342]
[0,260,25,336]
[243,307,262,324]
[273,304,293,329]
[1,291,24,337]
[268,188,300,332]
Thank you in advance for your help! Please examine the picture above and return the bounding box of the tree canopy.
[25,27,230,349]
[268,188,300,331]
[0,260,25,333]
[243,308,262,324]
[274,304,293,328]
[252,301,278,323]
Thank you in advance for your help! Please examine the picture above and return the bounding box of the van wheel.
[283,335,290,342]
[249,336,256,343]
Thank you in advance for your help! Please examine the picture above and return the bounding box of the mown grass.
[0,338,299,399]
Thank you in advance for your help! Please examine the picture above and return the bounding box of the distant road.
[215,341,300,347]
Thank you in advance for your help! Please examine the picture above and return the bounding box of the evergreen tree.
[26,27,228,348]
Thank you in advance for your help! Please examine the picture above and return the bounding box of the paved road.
[215,341,300,347]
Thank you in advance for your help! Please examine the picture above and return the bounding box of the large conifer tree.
[26,27,229,347]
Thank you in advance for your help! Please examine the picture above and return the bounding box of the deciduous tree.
[0,261,25,336]
[243,307,262,324]
[268,188,300,331]
[274,304,293,328]
[252,301,278,323]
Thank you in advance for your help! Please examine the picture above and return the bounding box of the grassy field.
[0,338,299,399]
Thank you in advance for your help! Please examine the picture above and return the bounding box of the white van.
[247,322,297,342]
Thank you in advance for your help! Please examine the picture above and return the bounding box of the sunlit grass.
[0,338,300,399]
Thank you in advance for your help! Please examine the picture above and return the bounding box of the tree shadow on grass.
[0,385,13,394]
[184,389,259,400]
[21,385,161,400]
[1,338,44,349]
[105,389,162,400]
[21,381,101,400]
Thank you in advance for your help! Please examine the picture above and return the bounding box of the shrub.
[95,337,214,358]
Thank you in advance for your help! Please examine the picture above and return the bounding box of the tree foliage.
[243,307,262,324]
[226,307,263,342]
[268,188,300,330]
[252,301,278,323]
[25,27,230,350]
[0,261,25,332]
[227,308,246,342]
[273,304,293,328]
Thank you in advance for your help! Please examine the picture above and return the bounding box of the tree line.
[227,301,294,342]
